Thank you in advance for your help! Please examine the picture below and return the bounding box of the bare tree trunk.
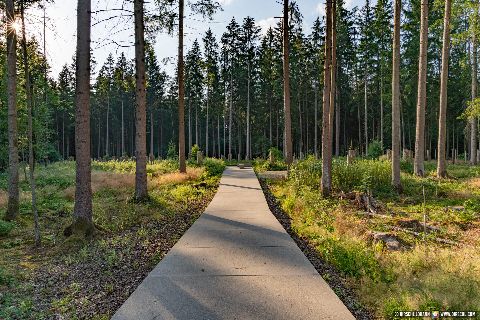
[321,0,333,197]
[178,0,186,172]
[217,115,221,158]
[21,1,40,245]
[314,86,318,158]
[437,0,451,178]
[134,0,148,199]
[228,72,233,160]
[380,68,384,147]
[6,0,19,221]
[246,61,251,160]
[283,0,293,165]
[364,78,368,154]
[330,5,337,158]
[470,18,478,165]
[188,98,192,155]
[150,111,154,159]
[206,88,209,157]
[414,0,429,176]
[105,96,110,157]
[121,100,125,156]
[196,104,199,146]
[71,0,94,236]
[335,86,340,157]
[392,0,402,191]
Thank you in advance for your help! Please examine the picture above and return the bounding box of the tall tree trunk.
[364,78,368,154]
[195,104,199,146]
[188,98,192,155]
[437,0,451,178]
[218,115,221,158]
[71,0,94,236]
[105,96,110,157]
[321,0,333,197]
[6,0,19,221]
[21,1,40,245]
[335,87,340,157]
[380,68,384,147]
[178,0,186,172]
[121,100,125,156]
[228,72,233,160]
[470,18,478,165]
[414,0,429,176]
[150,111,154,159]
[283,0,293,165]
[314,86,318,158]
[392,0,402,191]
[330,4,337,158]
[246,61,251,160]
[134,0,148,199]
[206,89,209,157]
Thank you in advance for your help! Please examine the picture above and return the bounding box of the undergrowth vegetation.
[261,157,480,318]
[0,159,225,319]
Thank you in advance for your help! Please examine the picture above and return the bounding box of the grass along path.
[0,159,225,320]
[256,158,480,319]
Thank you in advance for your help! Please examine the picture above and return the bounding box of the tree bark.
[470,16,478,165]
[283,0,293,165]
[178,0,186,172]
[246,61,251,160]
[414,0,429,176]
[228,72,233,160]
[321,0,333,197]
[6,0,19,221]
[121,100,125,156]
[437,0,451,178]
[105,96,110,157]
[314,87,318,158]
[330,2,337,158]
[21,1,40,245]
[71,0,94,236]
[134,0,148,199]
[392,0,402,191]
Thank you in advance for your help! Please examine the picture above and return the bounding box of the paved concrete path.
[113,167,354,320]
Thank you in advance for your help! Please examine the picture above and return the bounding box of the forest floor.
[0,159,224,320]
[256,158,480,319]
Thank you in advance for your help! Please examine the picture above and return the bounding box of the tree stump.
[347,149,356,165]
[197,151,204,165]
[403,149,413,161]
[269,150,275,164]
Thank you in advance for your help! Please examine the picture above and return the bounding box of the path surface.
[113,167,354,320]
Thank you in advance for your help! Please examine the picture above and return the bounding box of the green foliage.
[190,144,200,160]
[202,158,226,177]
[367,140,383,159]
[459,97,480,120]
[0,267,14,286]
[167,140,178,160]
[0,220,14,237]
[268,147,284,161]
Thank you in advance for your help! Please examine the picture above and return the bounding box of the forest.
[1,0,480,319]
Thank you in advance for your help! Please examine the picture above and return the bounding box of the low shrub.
[203,158,226,177]
[0,220,14,237]
[367,140,383,159]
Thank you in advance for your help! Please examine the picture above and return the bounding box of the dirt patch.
[259,179,373,320]
[29,195,214,319]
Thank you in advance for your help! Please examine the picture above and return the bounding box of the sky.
[24,0,371,79]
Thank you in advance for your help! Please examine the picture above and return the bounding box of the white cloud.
[257,17,277,35]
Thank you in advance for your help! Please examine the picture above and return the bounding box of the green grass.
[0,159,224,319]
[263,158,480,319]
